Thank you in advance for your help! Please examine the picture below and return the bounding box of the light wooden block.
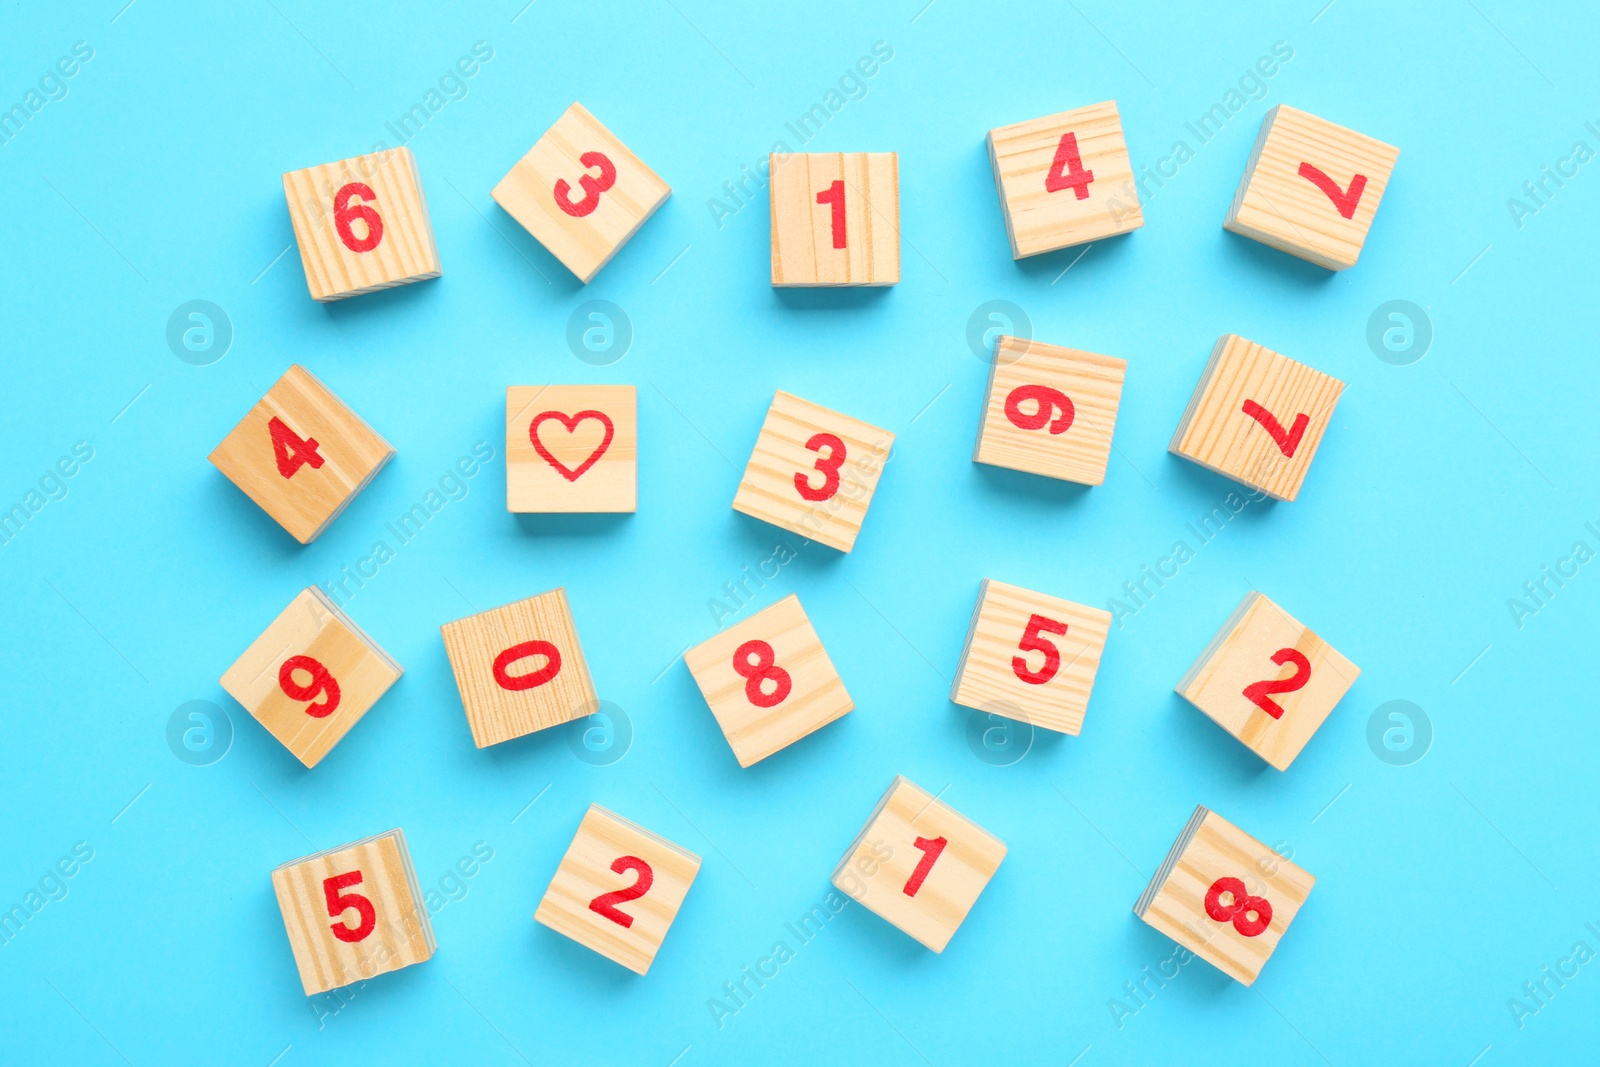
[950,579,1111,736]
[1134,806,1314,985]
[1223,104,1399,270]
[1176,592,1359,771]
[439,588,597,748]
[220,587,402,768]
[491,102,671,283]
[534,805,701,975]
[208,364,394,543]
[1168,334,1344,502]
[973,335,1126,485]
[987,100,1142,259]
[271,828,434,995]
[832,776,1005,952]
[683,593,852,767]
[282,147,441,302]
[731,390,894,553]
[770,152,899,286]
[506,386,636,513]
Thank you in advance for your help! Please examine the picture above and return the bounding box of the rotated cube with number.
[282,147,441,302]
[973,335,1127,485]
[832,776,1005,952]
[987,100,1142,259]
[492,102,671,283]
[271,828,435,995]
[732,390,894,553]
[507,385,636,513]
[535,805,701,975]
[1224,104,1399,271]
[208,364,395,543]
[440,587,598,748]
[1134,806,1314,985]
[1168,334,1344,502]
[770,152,899,286]
[1177,592,1359,771]
[684,593,852,767]
[220,587,402,768]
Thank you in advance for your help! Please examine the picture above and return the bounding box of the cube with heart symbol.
[507,386,636,513]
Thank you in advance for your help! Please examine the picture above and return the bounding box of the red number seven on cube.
[507,385,636,513]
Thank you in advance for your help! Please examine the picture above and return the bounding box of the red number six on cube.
[279,654,340,718]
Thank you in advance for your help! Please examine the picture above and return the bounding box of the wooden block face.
[1168,334,1344,502]
[770,153,899,286]
[973,335,1126,485]
[1176,592,1359,771]
[439,588,598,747]
[282,147,441,302]
[949,579,1111,736]
[208,365,395,543]
[1224,104,1399,270]
[220,588,402,768]
[987,100,1142,259]
[831,776,1005,952]
[271,829,435,995]
[506,386,637,513]
[534,805,701,975]
[683,593,852,767]
[1134,807,1314,985]
[491,102,671,283]
[731,390,894,553]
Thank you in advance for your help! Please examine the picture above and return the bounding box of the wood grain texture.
[208,364,395,543]
[973,334,1126,485]
[506,385,636,513]
[770,152,899,286]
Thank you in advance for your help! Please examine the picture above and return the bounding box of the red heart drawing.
[1297,162,1367,220]
[529,410,614,482]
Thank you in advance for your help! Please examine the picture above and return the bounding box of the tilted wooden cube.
[973,335,1127,485]
[208,364,395,543]
[770,152,899,286]
[1224,104,1399,270]
[507,385,636,513]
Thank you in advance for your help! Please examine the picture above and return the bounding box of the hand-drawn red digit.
[732,639,792,708]
[324,871,376,943]
[1004,384,1075,435]
[794,432,846,502]
[1240,400,1310,457]
[1044,132,1094,199]
[554,151,618,218]
[279,655,341,718]
[492,640,562,691]
[332,182,384,253]
[588,855,653,928]
[1012,614,1068,685]
[902,836,947,897]
[816,179,846,248]
[1242,648,1311,720]
[1297,163,1367,219]
[268,416,324,479]
[1205,876,1272,937]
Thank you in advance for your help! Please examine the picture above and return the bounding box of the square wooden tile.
[1223,104,1399,270]
[684,593,852,767]
[534,805,701,975]
[770,152,899,286]
[950,579,1111,736]
[1134,806,1314,985]
[973,335,1127,485]
[439,588,598,748]
[507,386,636,513]
[731,390,894,553]
[282,147,441,302]
[831,776,1005,952]
[491,102,671,283]
[271,828,435,995]
[987,100,1142,259]
[208,364,395,543]
[220,587,402,768]
[1168,334,1344,502]
[1176,592,1359,771]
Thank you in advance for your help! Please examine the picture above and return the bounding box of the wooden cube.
[1223,104,1399,270]
[1176,592,1359,771]
[949,579,1111,736]
[220,587,402,768]
[534,805,701,975]
[439,588,597,748]
[491,102,671,283]
[282,147,441,302]
[507,386,636,513]
[987,100,1142,259]
[1168,334,1344,502]
[684,593,852,767]
[770,152,899,286]
[271,828,435,995]
[1134,806,1314,985]
[208,365,395,543]
[731,390,894,553]
[832,776,1005,952]
[973,335,1126,485]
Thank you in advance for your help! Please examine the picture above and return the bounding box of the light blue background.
[1,0,1596,1063]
